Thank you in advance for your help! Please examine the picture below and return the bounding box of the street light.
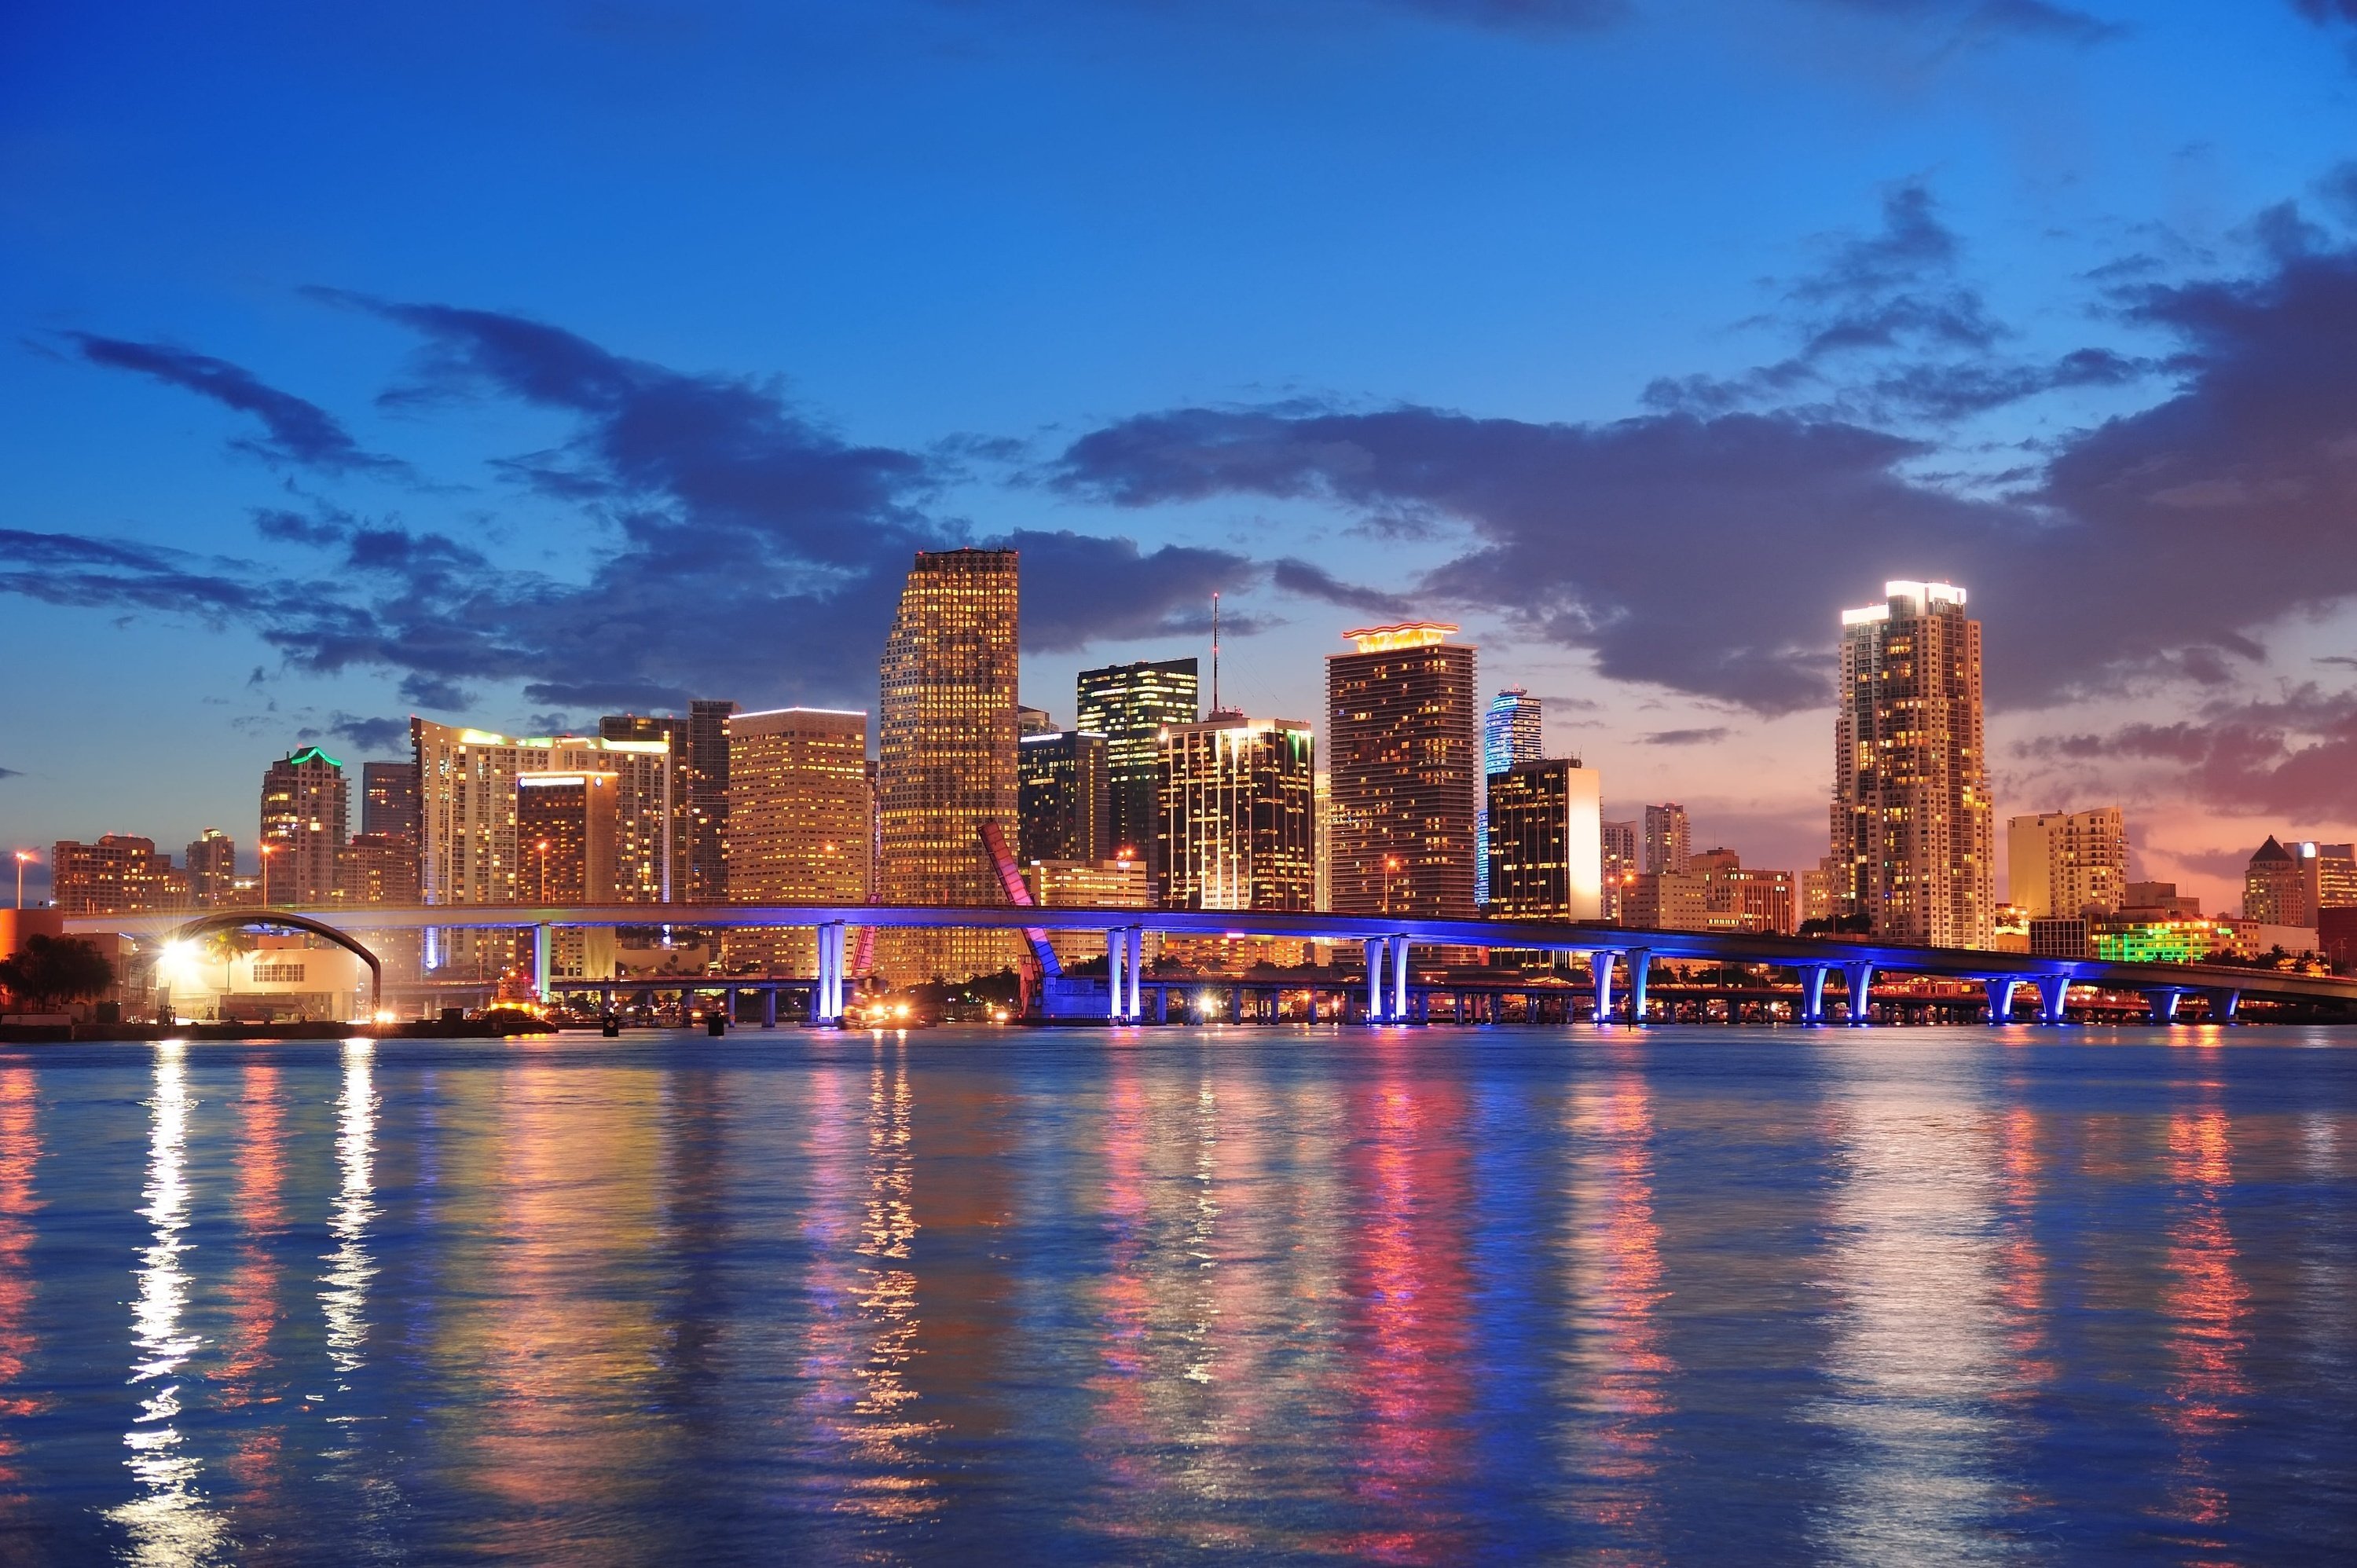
[258,841,278,907]
[537,839,552,903]
[1382,854,1401,917]
[12,850,33,910]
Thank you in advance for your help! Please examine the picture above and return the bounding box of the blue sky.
[5,0,2356,907]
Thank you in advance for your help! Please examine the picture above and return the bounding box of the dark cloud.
[1642,727,1732,746]
[64,334,408,477]
[397,673,475,712]
[2021,687,2357,819]
[325,713,409,753]
[1270,557,1413,617]
[2295,1,2357,25]
[0,764,21,780]
[1810,0,2121,44]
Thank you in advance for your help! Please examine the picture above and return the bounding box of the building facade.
[259,746,348,904]
[515,773,620,903]
[360,760,421,845]
[1155,715,1315,914]
[599,699,736,902]
[1076,657,1200,884]
[1484,759,1604,921]
[2244,837,2306,925]
[877,548,1021,984]
[1831,580,1996,948]
[1690,848,1797,935]
[49,836,190,915]
[185,829,237,907]
[335,832,419,906]
[1326,622,1479,919]
[1017,730,1111,865]
[2007,807,2128,919]
[1641,803,1691,876]
[1600,819,1639,923]
[2303,841,2357,921]
[1478,687,1545,905]
[724,707,871,973]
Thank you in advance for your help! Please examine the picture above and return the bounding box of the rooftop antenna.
[1211,590,1222,716]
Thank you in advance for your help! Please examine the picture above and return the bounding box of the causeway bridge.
[65,902,2357,1027]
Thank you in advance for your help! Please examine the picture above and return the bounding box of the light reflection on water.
[0,1026,2347,1564]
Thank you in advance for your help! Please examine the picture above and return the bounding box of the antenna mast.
[1211,590,1221,716]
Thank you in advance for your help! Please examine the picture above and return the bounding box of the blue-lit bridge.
[64,902,2357,1027]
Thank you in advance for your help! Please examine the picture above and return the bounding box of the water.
[0,1026,2351,1565]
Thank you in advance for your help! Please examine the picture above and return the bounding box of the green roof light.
[287,746,344,769]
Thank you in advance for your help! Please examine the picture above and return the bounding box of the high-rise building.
[1327,622,1479,919]
[1483,758,1603,921]
[1156,715,1315,913]
[1600,819,1638,922]
[335,832,419,906]
[1017,731,1111,865]
[2302,841,2357,919]
[2245,836,2307,925]
[1690,848,1798,935]
[1831,579,1995,948]
[1076,658,1201,881]
[361,760,421,845]
[1018,705,1058,737]
[877,548,1021,985]
[185,829,237,907]
[1641,803,1691,876]
[49,836,190,915]
[725,707,871,973]
[1023,854,1153,970]
[515,773,619,903]
[1314,769,1332,914]
[599,699,736,902]
[1802,863,1835,928]
[259,746,349,904]
[1478,687,1545,905]
[2007,808,2128,919]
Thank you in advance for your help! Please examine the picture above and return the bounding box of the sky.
[5,0,2356,910]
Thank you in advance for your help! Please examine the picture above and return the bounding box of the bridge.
[63,902,2357,1027]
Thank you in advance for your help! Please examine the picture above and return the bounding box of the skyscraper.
[1076,658,1200,883]
[49,836,189,914]
[2008,808,2128,919]
[185,829,237,907]
[1600,819,1638,922]
[361,760,421,844]
[1478,687,1544,905]
[1831,579,1995,948]
[259,746,348,904]
[877,548,1021,985]
[725,706,871,973]
[1017,730,1111,864]
[1156,714,1315,912]
[1326,621,1479,919]
[1484,759,1603,921]
[599,698,736,902]
[515,773,620,903]
[1641,803,1691,876]
[2244,836,2306,925]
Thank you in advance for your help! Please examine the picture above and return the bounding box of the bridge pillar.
[1391,936,1411,1024]
[816,922,847,1024]
[2145,988,2182,1025]
[1985,978,2018,1025]
[1591,951,1617,1023]
[2036,973,2073,1026]
[2206,987,2241,1025]
[1626,948,1651,1024]
[1842,962,1875,1026]
[1366,939,1386,1021]
[1108,926,1130,1023]
[762,987,777,1029]
[533,924,552,1000]
[1796,965,1830,1024]
[1127,928,1144,1021]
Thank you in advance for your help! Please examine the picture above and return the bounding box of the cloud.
[0,764,21,780]
[1270,557,1413,617]
[1809,0,2121,46]
[2294,1,2357,25]
[1642,727,1732,746]
[324,713,410,753]
[2020,686,2357,819]
[64,334,409,476]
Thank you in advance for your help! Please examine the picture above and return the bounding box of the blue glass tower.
[1476,687,1543,905]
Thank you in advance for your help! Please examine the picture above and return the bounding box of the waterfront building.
[1076,657,1200,885]
[1802,861,1836,928]
[1642,803,1691,876]
[2029,916,2093,959]
[877,548,1022,985]
[1314,769,1332,914]
[1018,705,1058,737]
[1018,730,1111,864]
[49,835,190,915]
[1023,854,1153,969]
[725,706,871,973]
[1478,687,1544,905]
[1600,819,1638,923]
[1484,758,1603,921]
[2244,837,2306,925]
[259,746,348,904]
[1830,579,1995,948]
[335,832,418,905]
[2303,841,2357,919]
[2122,881,2202,918]
[1327,622,1479,919]
[1622,870,1709,932]
[361,760,421,844]
[1691,848,1798,935]
[185,829,237,907]
[1156,715,1315,913]
[2008,807,2128,918]
[1993,901,2030,952]
[599,700,736,902]
[515,773,618,903]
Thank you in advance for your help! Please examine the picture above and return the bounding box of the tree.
[0,935,117,1013]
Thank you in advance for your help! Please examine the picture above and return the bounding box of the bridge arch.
[163,910,383,1017]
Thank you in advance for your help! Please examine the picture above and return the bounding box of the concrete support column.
[533,924,552,999]
[1306,989,1318,1024]
[1842,961,1875,1026]
[1366,938,1386,1021]
[762,987,778,1028]
[814,922,846,1024]
[2036,973,2073,1026]
[1626,948,1651,1025]
[1985,977,2018,1026]
[1126,928,1144,1021]
[1108,926,1128,1023]
[2207,988,2241,1025]
[1154,986,1169,1024]
[2146,988,2182,1025]
[1591,951,1617,1023]
[1390,936,1411,1024]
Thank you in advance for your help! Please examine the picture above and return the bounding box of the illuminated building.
[259,746,348,904]
[1802,862,1835,928]
[2303,841,2357,920]
[361,760,420,844]
[724,706,871,973]
[1831,579,1995,948]
[1600,819,1638,923]
[185,829,237,907]
[1022,855,1152,969]
[1018,730,1111,864]
[335,832,418,905]
[1992,901,2030,952]
[1018,704,1057,737]
[2029,917,2092,959]
[1326,622,1479,919]
[515,774,619,903]
[2007,807,2127,918]
[599,699,736,901]
[1484,758,1602,921]
[1622,871,1707,932]
[1314,769,1332,913]
[877,548,1022,985]
[49,835,190,914]
[1076,657,1200,889]
[1156,715,1314,913]
[1478,687,1544,905]
[1641,803,1691,876]
[2243,837,2305,925]
[1689,847,1797,935]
